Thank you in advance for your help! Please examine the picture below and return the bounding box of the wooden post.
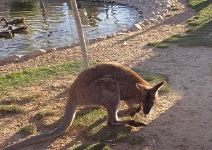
[69,0,88,67]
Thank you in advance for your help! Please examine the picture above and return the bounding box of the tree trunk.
[68,0,88,67]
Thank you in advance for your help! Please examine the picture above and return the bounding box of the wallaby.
[3,63,164,150]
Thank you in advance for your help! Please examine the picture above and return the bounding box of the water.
[0,0,142,59]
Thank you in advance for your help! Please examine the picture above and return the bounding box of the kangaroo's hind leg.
[91,76,144,127]
[91,76,122,126]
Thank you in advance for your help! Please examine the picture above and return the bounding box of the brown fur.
[3,63,164,150]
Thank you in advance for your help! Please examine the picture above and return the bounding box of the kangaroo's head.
[136,81,164,115]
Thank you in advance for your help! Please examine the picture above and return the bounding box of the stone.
[162,9,169,15]
[123,42,128,45]
[56,46,69,51]
[116,32,127,36]
[46,48,56,53]
[129,23,142,32]
[120,29,128,33]
[143,19,151,25]
[69,44,77,48]
[89,38,97,44]
[96,36,106,42]
[152,12,156,16]
[0,55,22,64]
[166,4,172,10]
[111,33,116,37]
[140,23,146,28]
[157,15,164,21]
[21,49,46,61]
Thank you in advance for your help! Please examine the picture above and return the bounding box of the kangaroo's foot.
[107,121,125,126]
[126,120,146,127]
[107,120,146,127]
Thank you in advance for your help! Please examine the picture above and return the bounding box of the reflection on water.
[0,0,142,59]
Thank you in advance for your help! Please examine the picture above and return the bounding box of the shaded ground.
[134,46,212,149]
[0,0,212,149]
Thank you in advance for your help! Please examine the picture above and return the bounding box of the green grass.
[0,60,170,96]
[162,34,184,43]
[0,94,42,105]
[155,43,168,48]
[0,104,24,115]
[69,67,168,145]
[0,61,84,96]
[132,68,170,94]
[21,94,42,102]
[69,108,144,146]
[188,0,211,11]
[150,0,212,47]
[73,108,107,127]
[69,142,111,150]
[86,125,144,144]
[147,42,168,48]
[0,62,169,147]
[164,0,212,47]
[0,61,169,145]
[147,42,159,47]
[35,109,55,119]
[20,124,36,135]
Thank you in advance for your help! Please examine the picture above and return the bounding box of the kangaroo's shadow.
[61,108,146,150]
[2,108,145,150]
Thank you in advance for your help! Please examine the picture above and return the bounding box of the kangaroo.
[3,63,164,150]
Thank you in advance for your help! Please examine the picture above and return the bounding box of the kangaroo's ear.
[136,83,150,92]
[151,81,164,93]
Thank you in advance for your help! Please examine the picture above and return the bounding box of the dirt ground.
[0,0,212,149]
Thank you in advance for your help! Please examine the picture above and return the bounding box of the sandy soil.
[1,0,212,149]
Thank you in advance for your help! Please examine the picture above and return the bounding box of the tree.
[68,0,89,67]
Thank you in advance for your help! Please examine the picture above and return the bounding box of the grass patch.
[20,124,36,135]
[68,69,167,145]
[35,109,55,119]
[155,43,168,48]
[133,68,170,94]
[0,97,18,105]
[0,62,167,146]
[0,61,84,96]
[69,142,111,150]
[162,34,184,43]
[38,116,59,127]
[147,42,168,49]
[162,0,212,47]
[188,21,200,26]
[73,108,107,127]
[21,94,42,102]
[0,94,42,105]
[147,42,159,47]
[188,0,211,11]
[69,108,145,146]
[0,104,24,115]
[86,125,144,144]
[177,21,212,47]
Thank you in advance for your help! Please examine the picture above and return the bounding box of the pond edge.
[0,0,178,66]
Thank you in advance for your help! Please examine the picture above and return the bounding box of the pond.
[0,0,142,59]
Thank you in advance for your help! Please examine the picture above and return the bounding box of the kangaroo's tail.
[3,102,76,150]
